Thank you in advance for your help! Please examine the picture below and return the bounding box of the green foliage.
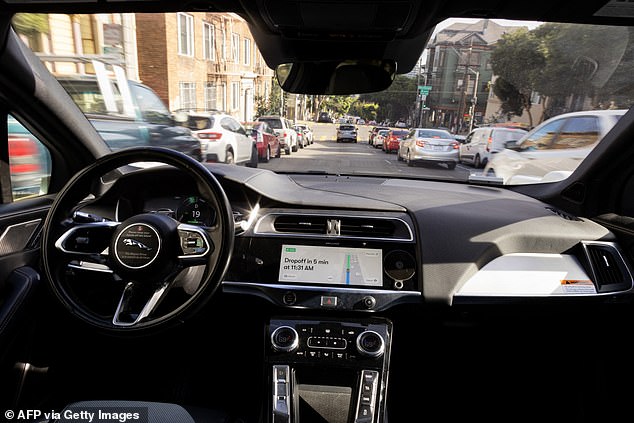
[12,13,49,35]
[359,75,417,122]
[255,80,282,117]
[321,95,357,117]
[492,77,525,118]
[349,101,379,121]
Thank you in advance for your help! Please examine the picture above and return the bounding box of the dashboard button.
[320,296,338,307]
[271,326,299,352]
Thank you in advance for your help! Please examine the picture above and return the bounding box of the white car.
[459,126,527,168]
[185,111,257,167]
[373,129,389,148]
[294,124,313,144]
[483,109,626,184]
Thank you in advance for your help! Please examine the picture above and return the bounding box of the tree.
[490,28,545,128]
[348,101,379,121]
[320,95,356,118]
[12,14,49,52]
[359,75,417,123]
[492,77,525,119]
[255,79,282,117]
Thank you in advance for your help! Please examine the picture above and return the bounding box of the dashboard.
[81,163,634,313]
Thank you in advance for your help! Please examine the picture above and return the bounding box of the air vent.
[339,217,395,237]
[545,207,582,221]
[265,214,413,240]
[582,242,633,292]
[274,215,327,234]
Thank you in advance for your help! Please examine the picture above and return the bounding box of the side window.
[520,120,565,151]
[220,117,234,131]
[231,119,247,136]
[552,117,600,149]
[464,132,474,144]
[7,115,52,201]
[129,83,172,125]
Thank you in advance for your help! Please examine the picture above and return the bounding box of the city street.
[259,122,473,181]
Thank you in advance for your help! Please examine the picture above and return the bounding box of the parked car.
[483,109,627,184]
[294,124,313,144]
[459,126,528,168]
[317,111,332,123]
[369,126,390,145]
[398,128,460,169]
[336,123,358,143]
[56,72,202,162]
[184,111,257,167]
[373,129,390,148]
[243,121,281,162]
[256,115,298,153]
[383,129,409,153]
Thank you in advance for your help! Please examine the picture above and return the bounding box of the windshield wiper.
[468,174,504,185]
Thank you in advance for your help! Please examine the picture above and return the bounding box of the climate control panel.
[268,318,391,367]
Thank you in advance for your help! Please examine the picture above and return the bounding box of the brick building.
[136,12,274,122]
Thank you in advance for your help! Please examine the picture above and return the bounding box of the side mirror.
[504,140,521,150]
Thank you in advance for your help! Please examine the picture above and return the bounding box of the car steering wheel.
[41,147,234,332]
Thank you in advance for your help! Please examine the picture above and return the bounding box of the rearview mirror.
[276,59,397,95]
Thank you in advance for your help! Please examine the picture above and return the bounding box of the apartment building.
[136,12,274,122]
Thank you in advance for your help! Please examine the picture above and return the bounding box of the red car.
[383,129,409,153]
[243,121,281,162]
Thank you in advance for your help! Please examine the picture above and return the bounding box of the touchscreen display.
[279,245,382,286]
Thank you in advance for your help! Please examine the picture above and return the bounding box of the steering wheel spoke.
[55,221,120,256]
[112,280,172,327]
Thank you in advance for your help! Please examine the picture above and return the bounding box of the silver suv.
[336,124,357,143]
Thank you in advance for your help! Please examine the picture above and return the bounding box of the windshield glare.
[12,13,634,185]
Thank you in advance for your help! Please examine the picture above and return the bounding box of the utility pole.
[468,70,479,132]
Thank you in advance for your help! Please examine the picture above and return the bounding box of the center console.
[267,317,392,423]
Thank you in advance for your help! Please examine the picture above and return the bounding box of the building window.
[177,13,194,57]
[232,33,240,63]
[203,22,215,61]
[231,82,240,110]
[179,82,196,110]
[205,82,217,110]
[244,38,251,65]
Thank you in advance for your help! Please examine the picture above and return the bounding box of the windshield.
[12,13,634,184]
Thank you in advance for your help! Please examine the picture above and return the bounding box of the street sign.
[418,85,432,96]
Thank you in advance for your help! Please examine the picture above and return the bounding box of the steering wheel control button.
[114,223,161,269]
[320,295,338,308]
[356,331,385,358]
[178,230,208,255]
[271,326,299,352]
